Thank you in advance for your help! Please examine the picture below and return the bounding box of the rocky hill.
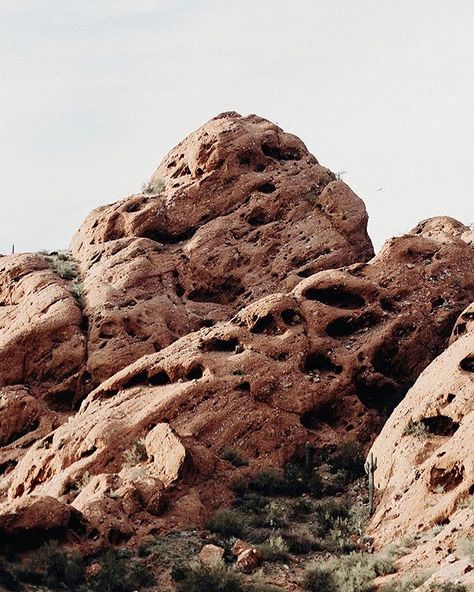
[0,112,473,591]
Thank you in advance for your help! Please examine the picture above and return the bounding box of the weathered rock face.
[71,112,374,387]
[368,302,474,579]
[0,254,86,407]
[5,221,473,541]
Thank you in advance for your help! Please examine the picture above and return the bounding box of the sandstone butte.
[0,112,473,586]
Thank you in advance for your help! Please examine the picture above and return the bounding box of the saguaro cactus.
[364,452,378,515]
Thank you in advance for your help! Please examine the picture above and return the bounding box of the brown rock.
[368,302,474,568]
[145,423,186,486]
[70,112,373,386]
[235,548,263,572]
[0,254,86,408]
[198,544,225,565]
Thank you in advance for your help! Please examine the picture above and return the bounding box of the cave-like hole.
[304,352,342,375]
[421,416,459,437]
[281,309,302,325]
[261,142,302,161]
[239,155,251,166]
[188,278,244,305]
[247,208,267,226]
[149,370,170,386]
[3,419,40,446]
[186,364,204,380]
[45,390,76,411]
[237,381,250,392]
[301,402,339,429]
[0,459,17,476]
[140,227,196,244]
[176,283,185,297]
[326,312,378,338]
[430,464,464,493]
[203,336,240,352]
[380,297,399,313]
[250,313,278,335]
[454,322,467,337]
[354,375,400,414]
[123,370,148,389]
[257,182,276,194]
[446,393,456,403]
[373,343,399,377]
[432,296,446,309]
[303,286,365,309]
[108,528,131,545]
[460,355,474,372]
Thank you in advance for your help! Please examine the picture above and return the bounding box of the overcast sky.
[1,0,473,255]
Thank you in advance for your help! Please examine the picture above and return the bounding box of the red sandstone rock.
[70,112,374,386]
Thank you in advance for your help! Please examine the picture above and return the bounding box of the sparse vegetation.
[123,439,148,465]
[141,178,165,195]
[90,549,154,592]
[207,508,248,539]
[220,447,249,467]
[305,551,396,592]
[429,583,467,592]
[380,572,431,592]
[257,536,290,562]
[26,541,85,589]
[457,536,474,561]
[403,419,430,438]
[173,562,241,592]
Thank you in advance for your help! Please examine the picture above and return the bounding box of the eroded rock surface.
[368,302,474,578]
[71,112,374,386]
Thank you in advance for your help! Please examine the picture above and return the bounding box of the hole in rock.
[278,352,289,361]
[188,278,244,305]
[446,393,456,403]
[373,343,400,377]
[124,201,143,213]
[140,226,196,244]
[3,419,40,446]
[261,142,302,161]
[354,375,400,414]
[380,297,399,313]
[80,446,97,459]
[469,484,474,495]
[149,370,171,386]
[45,390,76,411]
[250,313,278,335]
[421,416,459,437]
[186,364,204,380]
[297,267,315,278]
[460,355,474,372]
[430,464,464,493]
[239,155,251,166]
[257,182,276,194]
[123,371,148,389]
[303,286,365,309]
[176,283,185,297]
[304,352,342,375]
[281,309,302,325]
[203,336,241,352]
[237,381,250,392]
[0,459,17,476]
[247,209,267,226]
[255,163,266,172]
[301,402,339,429]
[432,296,446,309]
[454,323,467,337]
[326,312,378,338]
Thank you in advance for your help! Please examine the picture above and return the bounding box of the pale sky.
[1,0,473,255]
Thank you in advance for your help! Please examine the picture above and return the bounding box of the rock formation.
[368,301,474,585]
[0,113,473,564]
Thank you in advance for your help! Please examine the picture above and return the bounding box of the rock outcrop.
[70,112,374,387]
[368,301,474,584]
[0,113,473,558]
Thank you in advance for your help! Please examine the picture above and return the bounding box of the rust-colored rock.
[367,302,474,575]
[71,112,374,386]
[5,218,473,540]
[198,543,225,565]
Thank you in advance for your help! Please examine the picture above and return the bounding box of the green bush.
[29,541,85,589]
[48,256,78,280]
[90,550,153,592]
[206,509,247,539]
[305,552,395,592]
[257,536,290,562]
[429,583,467,592]
[174,562,241,592]
[247,470,294,496]
[457,536,474,561]
[380,572,430,592]
[328,441,365,481]
[220,447,249,467]
[402,420,430,438]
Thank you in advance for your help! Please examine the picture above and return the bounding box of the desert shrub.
[381,572,430,592]
[283,527,322,555]
[207,509,247,539]
[70,280,84,306]
[90,550,153,592]
[141,178,165,195]
[306,552,395,592]
[457,536,474,561]
[247,470,294,496]
[291,498,314,522]
[151,530,203,569]
[220,447,249,467]
[312,498,350,536]
[0,559,20,591]
[254,501,289,528]
[257,536,290,562]
[233,492,268,514]
[123,439,148,465]
[174,562,241,592]
[403,420,429,438]
[429,583,467,592]
[328,441,365,481]
[304,564,337,592]
[29,541,85,589]
[48,256,78,280]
